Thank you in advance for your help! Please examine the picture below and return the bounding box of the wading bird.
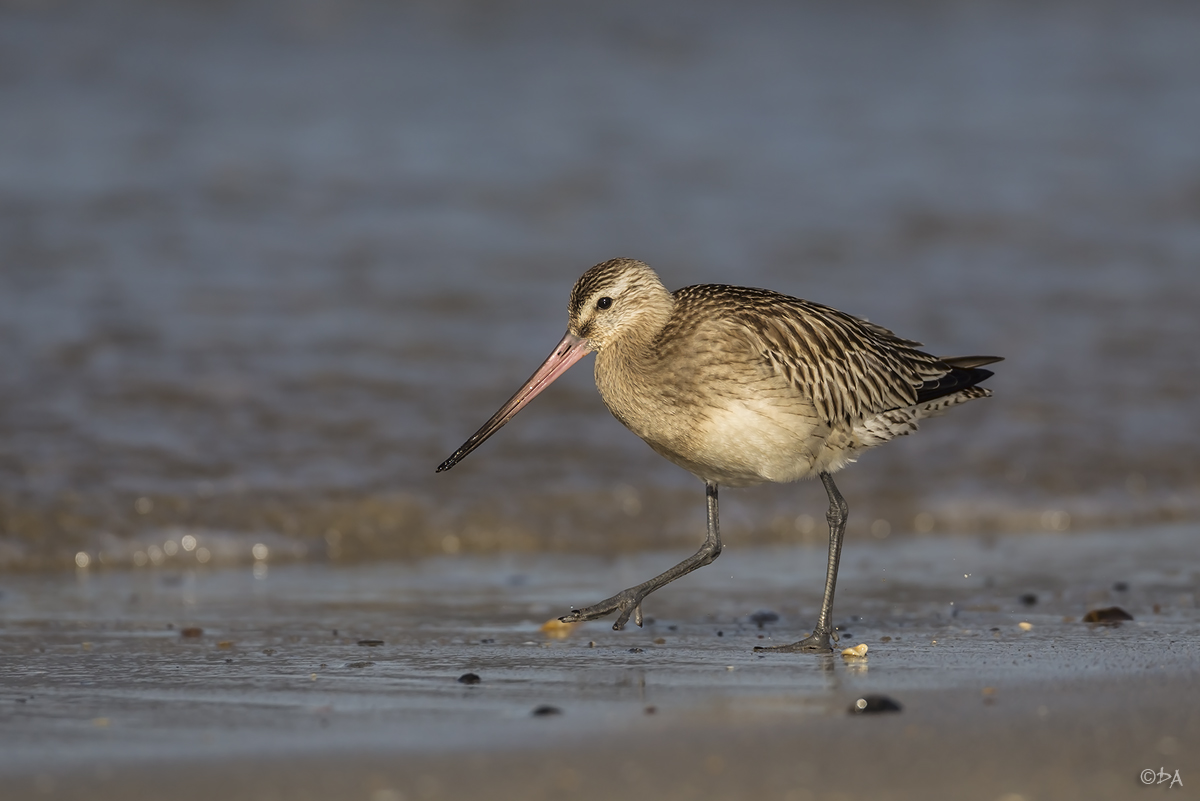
[437,258,999,652]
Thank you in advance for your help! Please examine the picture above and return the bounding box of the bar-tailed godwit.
[438,258,1000,652]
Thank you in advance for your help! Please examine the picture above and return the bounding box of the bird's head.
[567,258,673,351]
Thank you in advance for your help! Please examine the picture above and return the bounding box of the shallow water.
[2,0,1200,570]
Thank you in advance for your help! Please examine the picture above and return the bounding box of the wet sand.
[3,524,1196,800]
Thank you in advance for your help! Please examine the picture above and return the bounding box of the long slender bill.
[436,332,593,472]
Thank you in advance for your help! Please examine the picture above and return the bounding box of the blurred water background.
[2,0,1198,571]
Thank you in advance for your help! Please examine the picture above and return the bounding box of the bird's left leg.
[560,481,723,630]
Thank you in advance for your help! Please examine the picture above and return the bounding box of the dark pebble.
[644,705,657,715]
[748,610,779,628]
[531,705,562,717]
[1019,593,1038,606]
[628,647,644,653]
[180,627,203,638]
[458,672,481,685]
[849,694,903,715]
[716,631,723,637]
[479,638,495,644]
[346,661,375,669]
[356,639,384,647]
[1083,606,1134,623]
[1112,581,1129,592]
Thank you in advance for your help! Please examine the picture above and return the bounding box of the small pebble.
[1018,622,1033,631]
[628,647,644,653]
[356,639,384,647]
[180,627,203,638]
[345,661,375,669]
[849,694,902,715]
[748,610,779,628]
[1019,593,1038,606]
[531,705,562,717]
[1083,606,1133,623]
[1112,581,1129,592]
[457,672,481,685]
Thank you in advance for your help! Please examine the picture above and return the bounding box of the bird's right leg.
[755,471,847,654]
[560,481,723,630]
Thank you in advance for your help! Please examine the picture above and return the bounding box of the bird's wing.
[720,289,951,424]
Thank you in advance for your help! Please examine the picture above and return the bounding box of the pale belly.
[653,399,841,487]
[595,337,860,487]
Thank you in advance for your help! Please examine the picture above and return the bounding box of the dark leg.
[561,481,723,630]
[755,471,848,653]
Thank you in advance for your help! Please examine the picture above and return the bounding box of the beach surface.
[3,524,1196,801]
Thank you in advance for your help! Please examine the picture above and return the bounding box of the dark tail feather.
[916,355,1001,404]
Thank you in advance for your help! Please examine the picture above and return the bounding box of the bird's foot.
[560,589,645,630]
[753,628,837,654]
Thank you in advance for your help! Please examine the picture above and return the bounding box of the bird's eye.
[596,297,613,310]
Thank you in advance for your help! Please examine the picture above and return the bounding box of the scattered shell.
[1018,622,1033,631]
[841,643,869,658]
[540,618,580,639]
